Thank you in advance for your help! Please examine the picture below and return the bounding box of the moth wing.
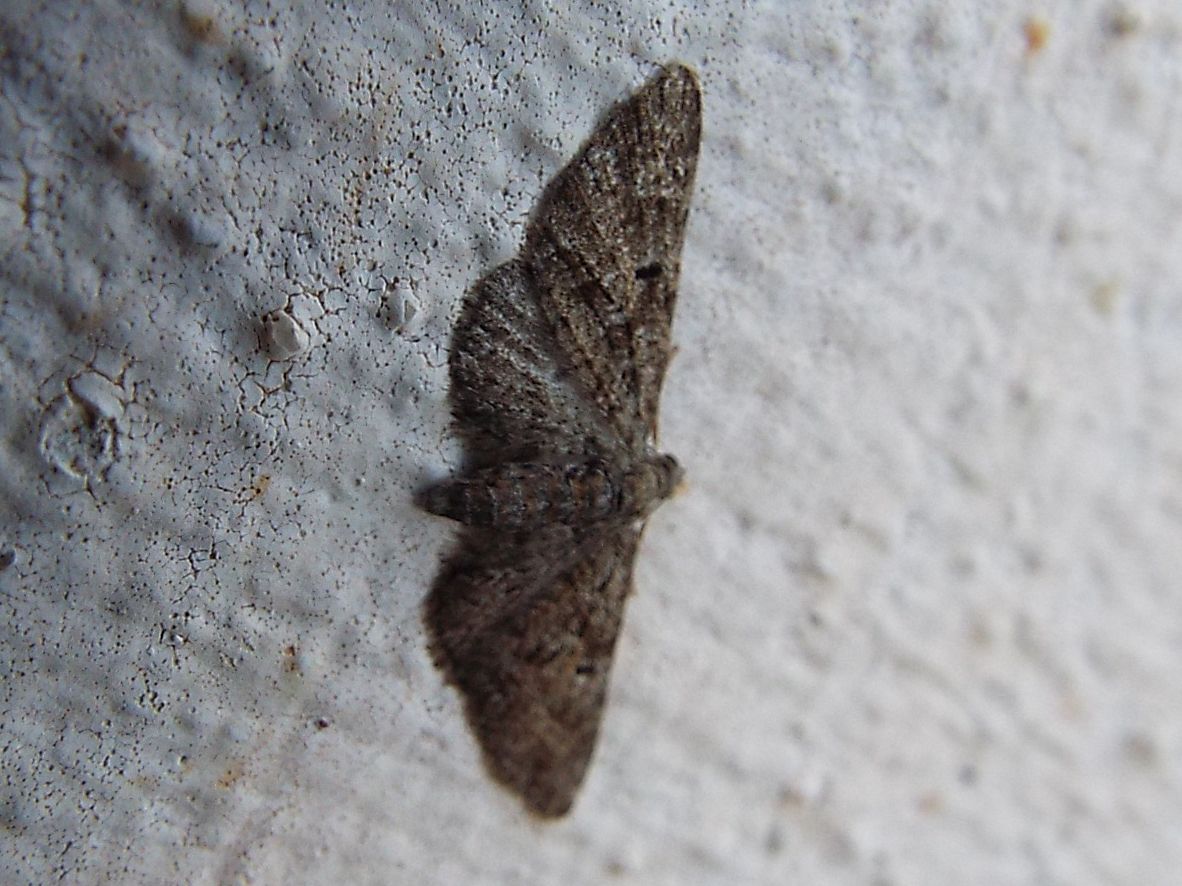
[523,63,701,448]
[448,259,612,465]
[426,524,641,817]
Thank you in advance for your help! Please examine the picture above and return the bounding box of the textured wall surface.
[1,1,1178,884]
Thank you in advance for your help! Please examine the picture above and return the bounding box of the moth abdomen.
[421,453,683,530]
[420,460,616,529]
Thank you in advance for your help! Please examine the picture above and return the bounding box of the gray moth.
[420,62,701,817]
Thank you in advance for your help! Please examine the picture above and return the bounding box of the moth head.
[635,452,683,515]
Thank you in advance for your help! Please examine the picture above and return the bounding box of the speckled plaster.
[1,1,1180,884]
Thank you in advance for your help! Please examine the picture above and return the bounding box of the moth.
[420,63,701,817]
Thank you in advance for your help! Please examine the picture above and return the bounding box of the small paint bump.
[179,1,223,44]
[260,309,310,360]
[39,394,120,486]
[68,372,125,421]
[169,211,224,248]
[379,278,419,333]
[102,122,161,188]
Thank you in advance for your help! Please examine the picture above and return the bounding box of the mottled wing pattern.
[427,525,641,817]
[448,260,613,465]
[524,64,701,448]
[423,63,699,818]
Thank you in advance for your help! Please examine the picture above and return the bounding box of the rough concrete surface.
[1,1,1178,884]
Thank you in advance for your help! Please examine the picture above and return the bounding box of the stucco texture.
[1,2,1178,884]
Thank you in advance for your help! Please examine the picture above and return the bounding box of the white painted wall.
[1,2,1177,883]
